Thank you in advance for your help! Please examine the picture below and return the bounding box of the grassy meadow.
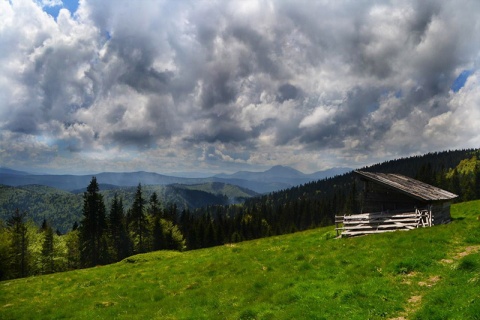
[1,200,480,319]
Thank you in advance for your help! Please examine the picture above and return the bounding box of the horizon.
[1,163,353,177]
[1,1,480,175]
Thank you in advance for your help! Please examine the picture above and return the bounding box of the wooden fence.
[335,207,432,238]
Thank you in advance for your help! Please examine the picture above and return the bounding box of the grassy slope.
[1,201,480,320]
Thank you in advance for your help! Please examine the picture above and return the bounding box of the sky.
[1,0,480,175]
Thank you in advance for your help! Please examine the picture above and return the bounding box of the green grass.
[1,201,480,319]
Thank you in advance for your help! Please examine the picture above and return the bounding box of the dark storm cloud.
[200,122,255,144]
[119,67,173,94]
[108,129,156,149]
[228,25,282,78]
[277,84,300,103]
[298,87,384,148]
[103,34,175,94]
[2,0,480,173]
[105,105,127,124]
[200,71,237,110]
[5,109,41,134]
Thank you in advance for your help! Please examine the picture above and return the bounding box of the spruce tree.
[79,177,107,267]
[148,192,164,250]
[41,223,55,274]
[7,209,29,278]
[148,192,162,218]
[108,194,131,262]
[130,184,147,253]
[151,217,165,251]
[40,218,48,232]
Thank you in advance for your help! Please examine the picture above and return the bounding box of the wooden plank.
[345,214,421,219]
[345,213,423,219]
[341,225,419,231]
[342,218,420,224]
[341,229,409,236]
[343,214,418,221]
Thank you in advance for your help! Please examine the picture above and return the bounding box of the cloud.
[1,0,480,174]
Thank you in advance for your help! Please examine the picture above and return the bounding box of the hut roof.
[355,171,458,202]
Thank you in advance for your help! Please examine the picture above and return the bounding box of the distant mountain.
[0,171,192,191]
[0,166,351,194]
[215,165,352,187]
[0,167,30,175]
[308,167,353,180]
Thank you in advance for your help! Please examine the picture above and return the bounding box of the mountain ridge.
[0,166,351,194]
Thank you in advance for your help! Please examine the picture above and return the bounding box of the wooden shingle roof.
[355,171,458,202]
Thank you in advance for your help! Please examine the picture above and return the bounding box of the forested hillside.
[0,185,83,233]
[0,183,256,233]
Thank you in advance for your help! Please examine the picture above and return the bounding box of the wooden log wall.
[335,208,433,238]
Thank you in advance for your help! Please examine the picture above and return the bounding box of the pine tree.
[41,223,55,274]
[449,169,462,198]
[40,218,48,232]
[148,192,164,250]
[130,184,147,253]
[79,177,107,267]
[108,194,131,262]
[148,192,162,218]
[7,209,29,278]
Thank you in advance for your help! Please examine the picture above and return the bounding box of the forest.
[1,148,480,280]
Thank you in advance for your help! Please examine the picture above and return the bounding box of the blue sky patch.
[451,69,474,92]
[43,0,79,20]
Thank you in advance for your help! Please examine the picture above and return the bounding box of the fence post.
[428,205,433,227]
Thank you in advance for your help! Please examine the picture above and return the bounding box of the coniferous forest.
[1,148,480,280]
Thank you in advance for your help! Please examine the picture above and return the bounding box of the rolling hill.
[1,200,479,319]
[0,182,258,233]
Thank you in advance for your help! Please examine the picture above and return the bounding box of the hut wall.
[361,180,426,213]
[431,202,452,225]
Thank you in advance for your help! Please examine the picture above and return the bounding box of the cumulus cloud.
[1,0,480,174]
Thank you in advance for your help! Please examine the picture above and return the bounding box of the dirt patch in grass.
[441,245,480,265]
[408,295,422,304]
[418,275,441,287]
[388,295,423,320]
[455,245,480,259]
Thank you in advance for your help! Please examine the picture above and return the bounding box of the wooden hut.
[335,171,458,237]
